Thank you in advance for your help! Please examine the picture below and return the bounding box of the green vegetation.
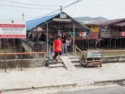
[0,49,16,59]
[76,50,125,57]
[103,51,125,56]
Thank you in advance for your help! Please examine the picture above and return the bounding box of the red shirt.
[53,39,62,52]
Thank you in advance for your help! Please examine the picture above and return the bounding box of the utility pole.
[60,6,62,12]
[42,0,82,16]
[22,13,24,20]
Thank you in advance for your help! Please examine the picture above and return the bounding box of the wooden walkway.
[60,56,76,71]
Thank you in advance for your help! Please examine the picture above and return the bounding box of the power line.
[0,3,58,10]
[0,0,59,8]
[72,2,79,16]
[16,0,82,20]
[46,0,82,15]
[62,0,82,10]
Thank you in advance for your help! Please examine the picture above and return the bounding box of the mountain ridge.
[74,16,108,24]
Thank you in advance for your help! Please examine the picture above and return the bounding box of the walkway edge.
[93,79,125,85]
[2,79,125,92]
[1,83,77,92]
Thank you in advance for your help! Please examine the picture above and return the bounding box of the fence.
[75,45,125,63]
[0,52,46,72]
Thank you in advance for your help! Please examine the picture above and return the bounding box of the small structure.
[80,49,103,67]
[85,18,125,48]
[26,12,91,56]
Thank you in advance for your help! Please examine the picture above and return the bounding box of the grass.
[76,49,125,57]
[0,49,16,52]
[0,48,16,59]
[103,51,125,56]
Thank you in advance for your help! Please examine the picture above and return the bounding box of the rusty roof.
[113,22,125,26]
[85,18,125,26]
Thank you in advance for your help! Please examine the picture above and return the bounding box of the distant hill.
[74,16,108,24]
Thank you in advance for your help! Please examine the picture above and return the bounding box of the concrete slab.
[60,56,76,71]
[0,63,125,91]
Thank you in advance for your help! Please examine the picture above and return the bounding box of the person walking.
[53,36,63,63]
[62,33,67,54]
[66,36,72,52]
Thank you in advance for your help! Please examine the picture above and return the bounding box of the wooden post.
[88,38,90,49]
[115,39,116,48]
[95,40,96,48]
[73,23,75,55]
[4,39,7,72]
[44,53,46,65]
[120,38,121,48]
[46,22,49,58]
[110,38,111,48]
[20,39,23,71]
[99,39,101,47]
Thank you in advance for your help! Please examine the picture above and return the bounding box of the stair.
[67,56,82,66]
[48,63,64,68]
[46,59,64,68]
[46,55,83,69]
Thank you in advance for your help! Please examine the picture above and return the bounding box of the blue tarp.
[26,13,60,31]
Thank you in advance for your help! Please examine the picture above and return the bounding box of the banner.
[0,20,26,38]
[120,32,125,36]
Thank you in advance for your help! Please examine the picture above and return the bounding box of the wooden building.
[85,18,125,48]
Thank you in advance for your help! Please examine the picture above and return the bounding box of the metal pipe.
[46,22,49,58]
[4,39,7,72]
[20,39,23,71]
[73,23,75,55]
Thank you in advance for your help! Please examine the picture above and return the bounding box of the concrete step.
[47,59,62,63]
[67,56,80,59]
[48,63,64,68]
[70,58,80,62]
[73,63,82,66]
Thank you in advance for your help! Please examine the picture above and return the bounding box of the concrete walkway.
[0,63,125,91]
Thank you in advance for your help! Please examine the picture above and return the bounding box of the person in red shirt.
[53,36,63,63]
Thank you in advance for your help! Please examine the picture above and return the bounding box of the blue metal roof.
[26,13,60,31]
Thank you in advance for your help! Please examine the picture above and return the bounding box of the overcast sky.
[0,0,125,20]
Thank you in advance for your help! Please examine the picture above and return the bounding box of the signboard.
[79,32,86,38]
[53,18,71,22]
[120,32,125,37]
[60,12,67,18]
[87,50,102,58]
[0,20,26,38]
[100,32,111,38]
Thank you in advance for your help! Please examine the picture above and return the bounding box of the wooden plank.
[60,56,76,71]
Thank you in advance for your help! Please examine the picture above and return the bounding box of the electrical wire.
[0,0,82,20]
[0,0,59,8]
[72,3,78,16]
[25,0,82,19]
[0,3,58,10]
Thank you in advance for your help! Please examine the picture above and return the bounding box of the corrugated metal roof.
[114,22,125,26]
[86,18,125,26]
[26,13,60,31]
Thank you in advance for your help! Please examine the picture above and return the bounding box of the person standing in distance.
[53,36,63,63]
